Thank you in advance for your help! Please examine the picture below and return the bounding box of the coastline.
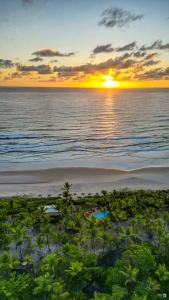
[0,165,169,197]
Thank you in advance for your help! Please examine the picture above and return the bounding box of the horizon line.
[0,86,169,90]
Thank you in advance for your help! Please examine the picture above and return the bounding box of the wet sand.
[0,166,169,196]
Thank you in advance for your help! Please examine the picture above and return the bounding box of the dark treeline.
[1,185,169,299]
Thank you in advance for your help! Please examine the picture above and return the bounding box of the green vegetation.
[1,185,169,299]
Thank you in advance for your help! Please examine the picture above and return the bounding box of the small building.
[44,206,61,217]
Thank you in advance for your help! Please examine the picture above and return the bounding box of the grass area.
[1,184,169,299]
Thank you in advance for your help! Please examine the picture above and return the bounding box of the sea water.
[0,87,169,170]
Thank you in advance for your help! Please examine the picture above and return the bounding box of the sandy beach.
[0,166,169,197]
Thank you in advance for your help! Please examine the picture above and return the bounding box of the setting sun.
[102,75,119,88]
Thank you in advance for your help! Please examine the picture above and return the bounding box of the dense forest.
[1,184,169,299]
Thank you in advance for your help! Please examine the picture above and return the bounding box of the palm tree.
[62,182,72,204]
[156,264,169,281]
[0,222,12,251]
[87,216,100,252]
[144,278,160,299]
[159,233,169,260]
[66,260,91,292]
[0,251,19,279]
[40,252,61,276]
[36,233,45,258]
[34,273,69,300]
[120,265,139,291]
[41,224,53,253]
[11,224,26,261]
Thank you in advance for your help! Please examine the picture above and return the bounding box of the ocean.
[0,87,169,170]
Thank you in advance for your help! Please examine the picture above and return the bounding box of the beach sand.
[0,166,169,196]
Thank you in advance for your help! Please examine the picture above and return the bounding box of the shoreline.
[0,166,169,197]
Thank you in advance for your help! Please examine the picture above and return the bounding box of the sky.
[0,0,169,88]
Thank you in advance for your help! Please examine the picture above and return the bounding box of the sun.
[102,75,119,88]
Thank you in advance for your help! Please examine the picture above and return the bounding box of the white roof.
[44,206,60,213]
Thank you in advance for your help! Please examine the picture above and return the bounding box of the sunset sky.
[0,0,169,88]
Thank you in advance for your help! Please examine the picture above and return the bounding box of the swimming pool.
[95,211,109,220]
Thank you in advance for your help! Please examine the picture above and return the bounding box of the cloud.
[116,41,136,51]
[53,54,136,75]
[0,59,14,69]
[120,53,133,59]
[3,76,11,81]
[140,40,169,51]
[58,71,77,77]
[133,51,146,58]
[21,0,33,5]
[42,76,58,82]
[5,72,25,80]
[145,52,158,60]
[32,49,75,57]
[99,8,143,28]
[29,57,43,62]
[52,51,167,82]
[92,40,167,56]
[92,41,136,55]
[2,40,168,83]
[17,64,52,74]
[92,44,114,54]
[136,67,169,80]
[10,72,23,79]
[142,60,160,67]
[50,59,58,63]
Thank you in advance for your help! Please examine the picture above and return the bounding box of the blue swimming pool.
[95,211,109,220]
